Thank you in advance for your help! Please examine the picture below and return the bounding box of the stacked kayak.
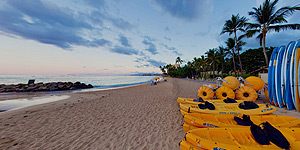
[179,102,276,115]
[183,113,300,128]
[184,127,300,150]
[177,96,300,150]
[177,97,244,105]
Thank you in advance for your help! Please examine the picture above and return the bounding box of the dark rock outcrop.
[0,82,93,93]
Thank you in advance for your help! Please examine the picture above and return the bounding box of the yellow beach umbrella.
[153,77,160,80]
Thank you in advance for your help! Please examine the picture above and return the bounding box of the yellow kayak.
[185,127,300,150]
[183,113,300,128]
[179,103,276,115]
[177,97,244,105]
[180,109,188,116]
[182,123,199,132]
[179,139,203,150]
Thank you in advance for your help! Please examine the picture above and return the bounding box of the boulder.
[0,81,93,93]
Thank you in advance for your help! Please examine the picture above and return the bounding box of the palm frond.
[269,6,300,25]
[245,29,260,38]
[245,23,261,30]
[238,34,246,41]
[269,24,300,32]
[256,33,263,46]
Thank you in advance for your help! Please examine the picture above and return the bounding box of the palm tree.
[221,14,247,76]
[246,0,300,66]
[175,56,183,68]
[225,38,237,77]
[192,57,201,78]
[159,66,166,74]
[217,46,226,77]
[187,61,194,78]
[205,48,220,79]
[199,55,207,79]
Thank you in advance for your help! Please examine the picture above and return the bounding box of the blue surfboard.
[268,47,278,104]
[271,47,280,106]
[275,46,285,108]
[285,41,296,110]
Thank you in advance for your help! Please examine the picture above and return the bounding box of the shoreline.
[0,81,154,112]
[0,78,299,149]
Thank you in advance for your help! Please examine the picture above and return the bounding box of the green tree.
[217,46,226,77]
[159,66,166,75]
[221,14,247,76]
[205,48,220,79]
[192,57,201,78]
[225,38,237,77]
[175,57,183,68]
[246,0,300,66]
[241,47,274,73]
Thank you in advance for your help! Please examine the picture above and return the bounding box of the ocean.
[0,75,158,111]
[0,75,156,89]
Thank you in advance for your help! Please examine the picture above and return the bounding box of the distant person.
[151,81,157,86]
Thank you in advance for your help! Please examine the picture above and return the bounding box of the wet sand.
[0,78,299,149]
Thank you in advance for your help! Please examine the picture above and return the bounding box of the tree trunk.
[262,24,269,67]
[221,63,224,78]
[232,49,237,77]
[213,63,215,79]
[205,66,207,80]
[235,31,243,77]
[263,34,269,66]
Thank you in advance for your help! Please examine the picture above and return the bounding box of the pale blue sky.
[0,0,299,75]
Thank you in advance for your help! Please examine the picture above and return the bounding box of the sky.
[0,0,299,75]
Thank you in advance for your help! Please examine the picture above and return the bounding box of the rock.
[87,84,93,88]
[0,81,93,93]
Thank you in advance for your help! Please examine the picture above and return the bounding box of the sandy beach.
[0,78,300,150]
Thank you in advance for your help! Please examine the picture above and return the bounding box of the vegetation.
[221,14,247,76]
[246,0,300,66]
[159,0,299,80]
[160,47,273,79]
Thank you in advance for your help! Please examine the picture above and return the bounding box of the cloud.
[152,0,213,21]
[195,31,209,37]
[0,0,111,49]
[113,65,124,68]
[135,64,150,68]
[147,59,166,67]
[88,39,112,47]
[162,44,182,56]
[107,17,134,30]
[173,50,182,56]
[142,39,159,55]
[109,46,139,55]
[0,0,134,50]
[164,37,171,41]
[163,44,176,50]
[118,35,131,47]
[143,35,156,41]
[134,57,166,68]
[164,26,170,31]
[84,0,106,9]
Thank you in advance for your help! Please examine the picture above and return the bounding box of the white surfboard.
[294,46,300,111]
[275,46,285,107]
[281,43,290,105]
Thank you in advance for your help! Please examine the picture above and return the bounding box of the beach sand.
[0,78,299,149]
